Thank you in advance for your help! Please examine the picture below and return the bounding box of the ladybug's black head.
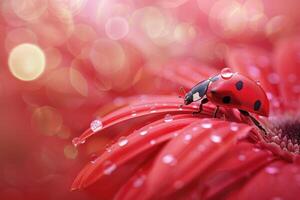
[184,92,193,105]
[184,79,211,105]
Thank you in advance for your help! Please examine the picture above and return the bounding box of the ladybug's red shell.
[206,73,269,117]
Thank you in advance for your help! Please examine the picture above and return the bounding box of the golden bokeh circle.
[8,43,46,81]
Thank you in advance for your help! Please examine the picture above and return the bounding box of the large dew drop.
[90,119,103,132]
[118,137,129,147]
[103,161,117,175]
[221,68,233,79]
[164,114,173,123]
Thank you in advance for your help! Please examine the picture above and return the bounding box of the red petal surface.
[72,115,200,190]
[72,96,219,147]
[121,119,252,199]
[228,160,300,200]
[274,36,300,110]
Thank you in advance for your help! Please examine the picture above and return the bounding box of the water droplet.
[133,176,145,188]
[201,119,212,129]
[105,145,113,153]
[118,137,128,147]
[184,134,192,142]
[230,122,239,132]
[221,68,233,79]
[90,119,103,132]
[178,105,183,111]
[256,80,261,85]
[150,140,156,145]
[164,114,173,123]
[131,111,137,117]
[210,134,222,143]
[139,130,148,136]
[103,161,117,175]
[72,137,85,147]
[150,106,157,113]
[252,147,261,152]
[265,166,279,175]
[191,127,198,132]
[162,154,177,165]
[90,155,100,164]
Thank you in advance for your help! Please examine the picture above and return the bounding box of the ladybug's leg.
[213,106,219,118]
[193,98,208,115]
[239,110,267,135]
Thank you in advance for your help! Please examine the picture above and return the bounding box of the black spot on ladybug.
[235,80,243,91]
[254,100,261,111]
[222,96,231,104]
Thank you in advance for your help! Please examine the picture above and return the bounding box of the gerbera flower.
[71,36,300,200]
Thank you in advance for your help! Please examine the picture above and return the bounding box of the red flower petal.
[274,36,300,110]
[71,115,200,190]
[72,96,218,147]
[201,142,275,199]
[228,160,300,200]
[120,119,252,199]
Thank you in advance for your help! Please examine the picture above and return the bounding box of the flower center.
[265,114,300,154]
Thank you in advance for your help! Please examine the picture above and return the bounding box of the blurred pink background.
[0,0,300,199]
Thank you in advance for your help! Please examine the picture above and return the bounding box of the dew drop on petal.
[90,156,100,164]
[90,119,103,132]
[72,137,85,147]
[230,122,239,132]
[164,114,173,123]
[192,127,199,131]
[162,154,177,165]
[201,119,212,129]
[103,161,117,175]
[131,111,137,117]
[150,140,157,145]
[133,176,145,188]
[210,134,222,143]
[256,80,261,85]
[184,134,192,142]
[265,166,279,175]
[118,137,128,147]
[221,68,233,79]
[178,105,183,111]
[150,106,157,113]
[139,130,148,136]
[253,147,261,152]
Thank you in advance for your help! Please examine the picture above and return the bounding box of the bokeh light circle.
[105,17,129,40]
[8,43,46,81]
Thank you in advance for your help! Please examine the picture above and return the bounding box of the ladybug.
[183,68,269,132]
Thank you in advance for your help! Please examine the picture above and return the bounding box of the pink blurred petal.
[274,36,300,110]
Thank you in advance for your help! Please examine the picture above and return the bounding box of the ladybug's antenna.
[178,86,187,98]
